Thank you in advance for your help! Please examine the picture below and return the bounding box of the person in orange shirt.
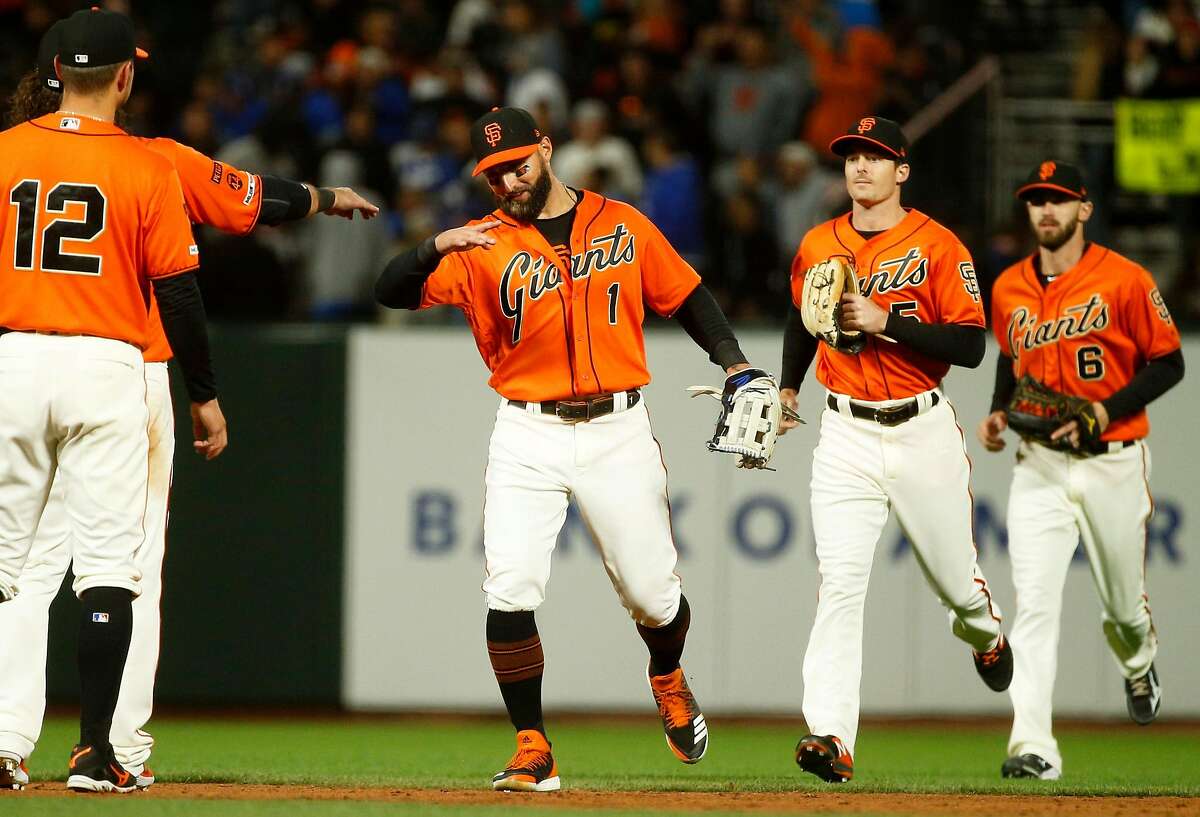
[978,162,1183,780]
[376,106,773,791]
[0,19,379,794]
[0,8,221,793]
[779,116,1009,783]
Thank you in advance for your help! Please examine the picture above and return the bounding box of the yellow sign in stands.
[1115,98,1200,194]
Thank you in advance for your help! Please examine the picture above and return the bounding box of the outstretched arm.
[673,285,748,372]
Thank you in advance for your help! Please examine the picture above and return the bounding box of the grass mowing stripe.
[25,716,1200,796]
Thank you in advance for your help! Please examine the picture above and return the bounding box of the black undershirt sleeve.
[258,175,313,225]
[883,314,987,368]
[151,272,216,403]
[672,285,748,370]
[375,236,443,310]
[991,353,1017,412]
[781,305,818,390]
[1101,348,1185,421]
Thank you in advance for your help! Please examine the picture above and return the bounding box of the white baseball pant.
[802,392,1003,756]
[1006,439,1156,772]
[482,397,681,627]
[0,358,169,771]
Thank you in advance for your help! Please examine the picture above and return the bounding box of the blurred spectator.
[1126,0,1200,96]
[554,99,644,202]
[508,67,571,134]
[641,129,705,268]
[603,48,695,152]
[792,18,896,152]
[715,188,781,320]
[304,151,393,320]
[685,21,808,163]
[770,142,845,261]
[1072,5,1125,100]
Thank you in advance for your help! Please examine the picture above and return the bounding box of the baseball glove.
[1005,375,1103,453]
[799,257,866,354]
[687,368,800,469]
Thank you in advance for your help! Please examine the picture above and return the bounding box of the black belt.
[828,392,939,427]
[1032,438,1137,457]
[507,390,640,422]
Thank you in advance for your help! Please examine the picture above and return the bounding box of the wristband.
[317,187,336,212]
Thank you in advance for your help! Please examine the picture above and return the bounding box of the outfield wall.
[344,329,1200,717]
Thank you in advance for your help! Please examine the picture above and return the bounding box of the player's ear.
[53,55,62,80]
[1078,199,1094,223]
[538,136,553,164]
[895,162,910,184]
[116,60,134,93]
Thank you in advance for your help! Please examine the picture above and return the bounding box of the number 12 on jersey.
[10,180,107,276]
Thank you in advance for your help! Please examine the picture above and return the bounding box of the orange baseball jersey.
[991,243,1181,441]
[0,114,198,349]
[138,138,263,362]
[791,209,985,400]
[420,190,700,401]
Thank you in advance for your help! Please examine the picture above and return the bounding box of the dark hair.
[60,62,124,95]
[7,69,59,127]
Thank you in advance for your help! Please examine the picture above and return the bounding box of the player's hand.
[1050,401,1109,449]
[779,388,801,436]
[977,410,1008,452]
[839,293,889,334]
[435,220,502,254]
[191,399,228,461]
[323,187,380,220]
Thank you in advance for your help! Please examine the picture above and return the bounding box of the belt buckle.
[873,405,908,426]
[556,400,590,423]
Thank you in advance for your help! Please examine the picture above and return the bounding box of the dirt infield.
[18,784,1200,816]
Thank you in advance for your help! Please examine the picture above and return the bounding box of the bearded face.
[487,152,552,223]
[1025,193,1085,251]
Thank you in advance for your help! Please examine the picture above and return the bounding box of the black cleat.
[1001,753,1061,780]
[795,733,853,783]
[1125,663,1161,726]
[973,634,1013,692]
[66,745,137,793]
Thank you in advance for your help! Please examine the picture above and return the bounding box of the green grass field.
[4,714,1198,816]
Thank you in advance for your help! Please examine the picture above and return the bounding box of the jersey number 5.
[10,180,107,276]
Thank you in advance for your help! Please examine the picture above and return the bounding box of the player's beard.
[497,169,552,222]
[1035,215,1079,251]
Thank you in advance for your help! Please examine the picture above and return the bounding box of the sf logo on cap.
[857,117,876,134]
[1039,161,1056,181]
[484,122,503,147]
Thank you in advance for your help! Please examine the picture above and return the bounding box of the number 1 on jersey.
[607,282,620,325]
[9,180,107,276]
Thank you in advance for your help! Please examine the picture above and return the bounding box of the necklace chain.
[56,109,113,123]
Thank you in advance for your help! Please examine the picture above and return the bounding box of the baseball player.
[0,8,220,793]
[979,162,1183,780]
[376,106,765,791]
[0,20,379,792]
[780,116,1009,783]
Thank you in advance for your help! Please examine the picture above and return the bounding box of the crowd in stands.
[2,1,1197,323]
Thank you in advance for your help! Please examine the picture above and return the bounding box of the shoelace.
[507,744,551,772]
[654,685,695,730]
[979,649,1001,668]
[1129,676,1153,697]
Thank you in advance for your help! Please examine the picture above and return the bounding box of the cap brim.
[136,47,149,59]
[1015,182,1084,200]
[829,134,906,161]
[471,143,538,177]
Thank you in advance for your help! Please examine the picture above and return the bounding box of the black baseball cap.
[1015,160,1088,201]
[471,106,543,177]
[37,21,66,92]
[829,116,909,164]
[57,8,149,71]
